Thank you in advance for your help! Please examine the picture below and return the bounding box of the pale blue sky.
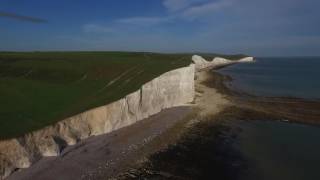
[0,0,319,56]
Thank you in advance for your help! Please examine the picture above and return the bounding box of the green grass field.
[0,52,246,139]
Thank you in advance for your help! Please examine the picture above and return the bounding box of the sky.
[0,0,320,56]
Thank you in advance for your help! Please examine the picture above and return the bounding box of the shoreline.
[7,68,231,180]
[7,68,320,180]
[208,71,320,125]
[1,55,253,179]
[111,69,320,179]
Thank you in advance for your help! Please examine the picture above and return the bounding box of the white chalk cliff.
[0,64,195,179]
[0,55,254,179]
[192,55,254,71]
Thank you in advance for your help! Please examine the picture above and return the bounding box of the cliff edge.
[0,64,195,179]
[0,55,254,179]
[192,55,254,71]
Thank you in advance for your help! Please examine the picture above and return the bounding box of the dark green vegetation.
[0,52,193,139]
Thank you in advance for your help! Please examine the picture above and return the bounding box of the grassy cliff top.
[0,51,246,139]
[0,52,193,139]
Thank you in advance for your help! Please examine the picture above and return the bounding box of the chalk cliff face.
[0,64,195,179]
[192,55,254,71]
[0,55,254,179]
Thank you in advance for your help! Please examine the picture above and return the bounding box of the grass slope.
[0,52,192,139]
[0,52,246,139]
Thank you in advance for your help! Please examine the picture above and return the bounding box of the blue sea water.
[219,57,320,100]
[218,57,320,180]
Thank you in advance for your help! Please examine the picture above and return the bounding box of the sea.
[219,57,320,100]
[218,57,320,180]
